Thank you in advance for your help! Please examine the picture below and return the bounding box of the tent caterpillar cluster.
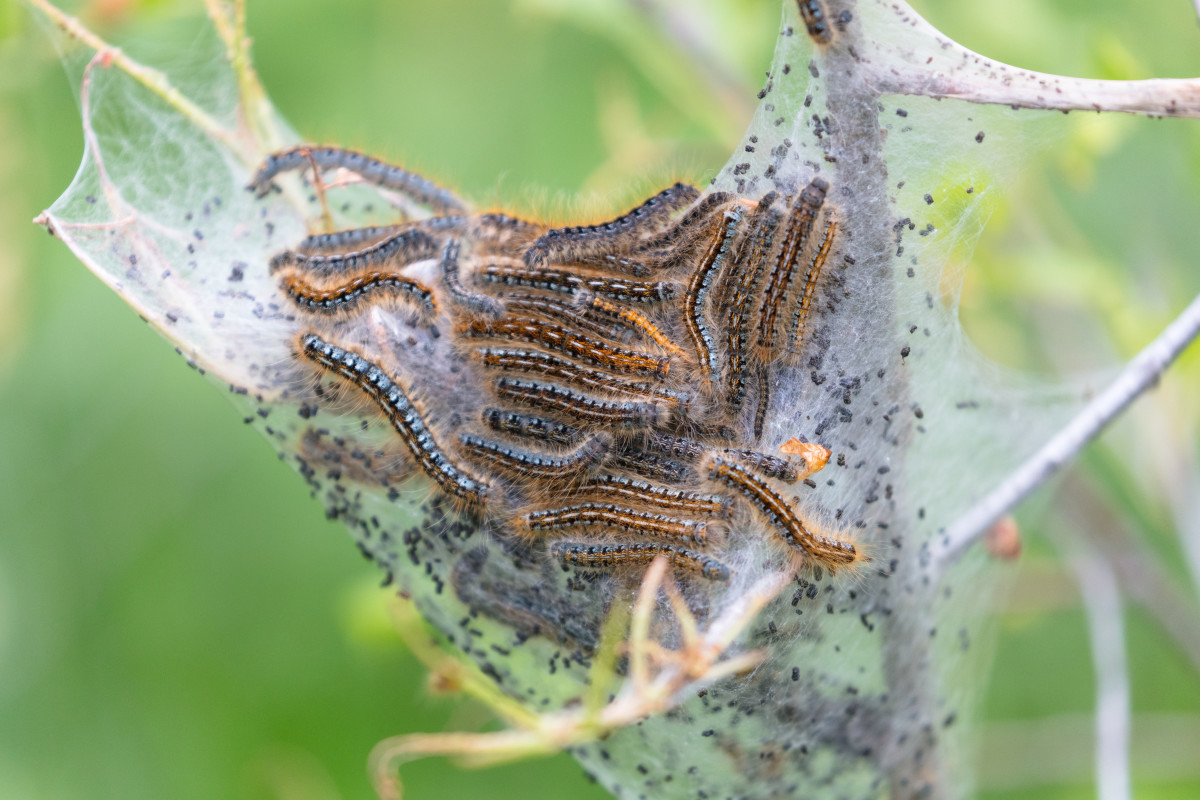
[257,145,862,581]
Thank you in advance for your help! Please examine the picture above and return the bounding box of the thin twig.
[628,555,665,689]
[27,0,252,162]
[1068,545,1131,800]
[934,291,1200,572]
[868,2,1200,118]
[202,0,283,152]
[368,557,794,800]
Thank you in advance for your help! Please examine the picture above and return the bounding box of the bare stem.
[1068,545,1132,800]
[934,291,1200,572]
[867,1,1200,117]
[369,557,794,800]
[202,0,284,152]
[27,0,252,162]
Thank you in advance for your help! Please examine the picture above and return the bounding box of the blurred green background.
[2,0,1200,798]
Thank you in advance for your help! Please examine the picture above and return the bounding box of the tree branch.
[1069,547,1132,800]
[934,290,1200,572]
[863,1,1200,117]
